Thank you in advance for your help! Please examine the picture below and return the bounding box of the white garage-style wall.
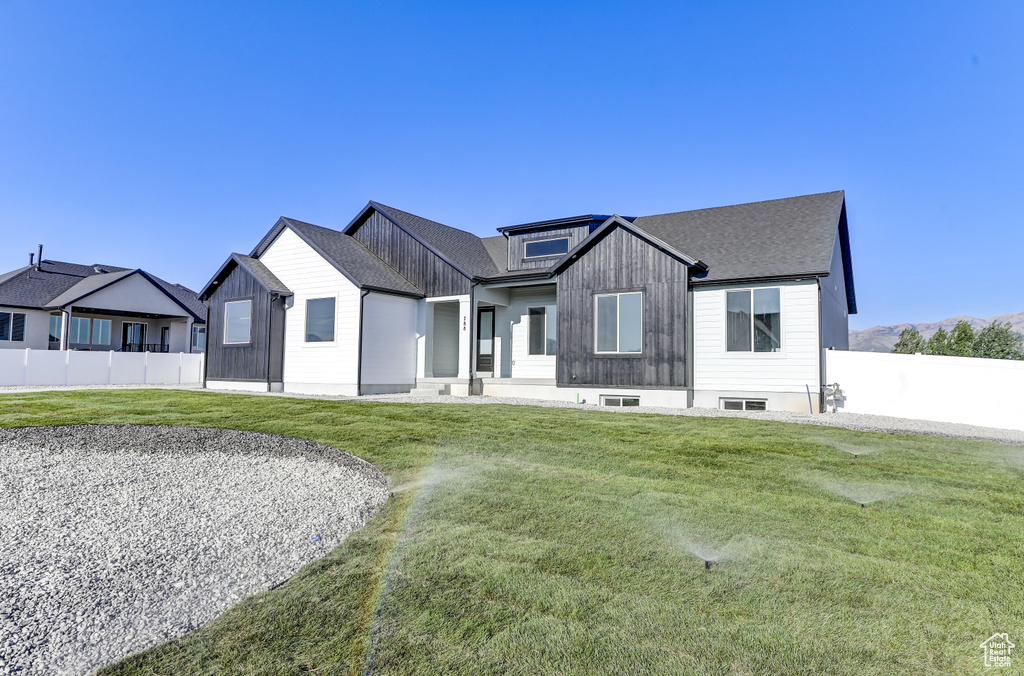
[259,227,361,395]
[692,281,821,411]
[360,292,418,393]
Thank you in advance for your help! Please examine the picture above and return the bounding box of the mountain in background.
[849,311,1024,353]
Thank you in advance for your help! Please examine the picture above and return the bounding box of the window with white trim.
[527,306,556,355]
[726,288,781,352]
[224,300,252,344]
[721,398,767,411]
[305,297,336,342]
[524,237,570,259]
[70,316,91,344]
[0,311,26,342]
[191,325,207,352]
[595,292,642,353]
[93,319,111,345]
[602,395,640,407]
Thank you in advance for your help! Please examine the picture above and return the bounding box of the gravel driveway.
[0,425,388,676]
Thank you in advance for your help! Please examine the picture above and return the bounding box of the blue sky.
[1,1,1021,330]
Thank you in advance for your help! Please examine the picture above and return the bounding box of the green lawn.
[2,390,1021,675]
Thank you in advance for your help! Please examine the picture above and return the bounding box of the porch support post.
[457,296,472,380]
[59,308,70,351]
[416,300,432,380]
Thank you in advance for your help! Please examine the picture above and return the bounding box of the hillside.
[849,311,1024,352]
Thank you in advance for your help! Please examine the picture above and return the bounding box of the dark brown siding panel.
[206,263,284,382]
[508,225,590,271]
[556,226,690,389]
[350,211,469,296]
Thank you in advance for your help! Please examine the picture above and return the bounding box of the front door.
[477,307,495,374]
[160,327,170,352]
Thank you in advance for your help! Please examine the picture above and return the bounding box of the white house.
[199,191,855,411]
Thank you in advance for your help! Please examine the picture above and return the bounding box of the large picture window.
[527,307,556,355]
[524,238,570,259]
[224,300,252,344]
[726,288,781,352]
[0,312,26,342]
[93,319,111,345]
[305,297,336,342]
[595,292,642,353]
[70,316,91,344]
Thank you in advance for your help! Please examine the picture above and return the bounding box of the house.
[198,191,855,411]
[0,247,207,354]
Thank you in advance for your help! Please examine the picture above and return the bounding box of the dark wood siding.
[206,263,284,383]
[350,211,469,296]
[508,225,590,271]
[556,226,691,389]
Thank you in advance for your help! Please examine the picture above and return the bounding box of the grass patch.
[1,390,1021,674]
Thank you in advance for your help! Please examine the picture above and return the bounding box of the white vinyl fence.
[825,350,1024,431]
[0,349,204,387]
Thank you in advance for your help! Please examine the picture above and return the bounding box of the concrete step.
[408,384,450,396]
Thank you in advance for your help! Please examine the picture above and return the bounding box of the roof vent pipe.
[37,244,43,270]
[29,253,34,266]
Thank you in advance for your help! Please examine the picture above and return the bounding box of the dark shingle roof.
[0,258,206,320]
[281,218,423,296]
[0,259,127,309]
[231,254,291,295]
[632,191,846,284]
[369,202,500,279]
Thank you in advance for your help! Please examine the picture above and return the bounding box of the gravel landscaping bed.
[0,425,388,676]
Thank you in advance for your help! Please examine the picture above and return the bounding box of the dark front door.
[122,322,146,351]
[477,307,495,374]
[160,327,170,352]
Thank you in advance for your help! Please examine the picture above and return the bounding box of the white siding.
[361,292,418,390]
[502,285,557,379]
[260,228,360,388]
[820,234,850,350]
[0,307,49,350]
[693,281,819,393]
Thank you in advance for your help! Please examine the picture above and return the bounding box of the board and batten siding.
[260,227,360,391]
[507,225,590,272]
[206,262,282,382]
[556,226,690,389]
[350,211,469,297]
[361,292,418,392]
[820,234,850,350]
[692,282,819,393]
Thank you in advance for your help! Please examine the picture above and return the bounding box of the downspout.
[266,293,277,392]
[817,281,825,413]
[357,289,369,396]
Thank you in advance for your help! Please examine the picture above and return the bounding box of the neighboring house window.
[727,288,781,352]
[70,316,91,344]
[0,312,26,342]
[93,319,111,345]
[527,307,557,355]
[305,297,336,342]
[192,325,206,352]
[524,238,570,259]
[49,315,61,343]
[595,292,642,353]
[224,300,252,344]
